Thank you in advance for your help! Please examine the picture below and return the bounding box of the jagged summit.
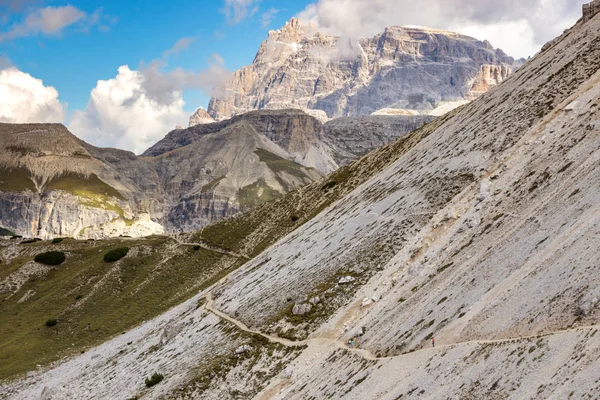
[207,19,518,121]
[188,107,215,127]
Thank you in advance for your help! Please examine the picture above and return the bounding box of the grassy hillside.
[0,237,243,379]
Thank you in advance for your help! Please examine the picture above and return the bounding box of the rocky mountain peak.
[188,107,215,127]
[207,20,519,121]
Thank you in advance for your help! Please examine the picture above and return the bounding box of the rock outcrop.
[188,107,215,127]
[207,19,521,120]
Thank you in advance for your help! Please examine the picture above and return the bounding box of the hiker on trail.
[431,337,435,347]
[348,338,355,348]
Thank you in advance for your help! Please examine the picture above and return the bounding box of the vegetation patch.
[52,238,64,244]
[20,238,42,244]
[254,148,313,180]
[237,180,282,211]
[34,251,66,266]
[0,167,36,192]
[103,247,129,262]
[145,372,164,387]
[46,173,124,200]
[45,319,58,327]
[0,227,16,237]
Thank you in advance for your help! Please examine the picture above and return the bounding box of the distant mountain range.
[0,111,431,238]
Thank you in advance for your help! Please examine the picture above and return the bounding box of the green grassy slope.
[0,237,243,379]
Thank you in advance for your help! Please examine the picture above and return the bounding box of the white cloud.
[261,8,279,28]
[222,0,260,24]
[69,57,231,154]
[0,5,112,42]
[0,66,66,123]
[68,66,187,154]
[298,0,588,58]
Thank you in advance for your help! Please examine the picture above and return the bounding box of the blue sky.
[0,0,309,113]
[0,0,587,152]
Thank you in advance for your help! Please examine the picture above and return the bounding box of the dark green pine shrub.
[103,247,129,262]
[35,251,66,266]
[145,372,164,387]
[45,319,58,327]
[52,238,64,244]
[193,245,201,251]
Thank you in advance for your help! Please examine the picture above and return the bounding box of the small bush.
[321,181,337,191]
[20,238,40,244]
[193,245,201,251]
[52,238,64,244]
[145,372,164,387]
[290,215,300,222]
[45,319,57,327]
[104,247,129,262]
[10,235,23,240]
[35,251,66,266]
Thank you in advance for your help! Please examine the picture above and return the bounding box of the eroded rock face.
[208,19,521,120]
[188,107,215,127]
[0,110,431,238]
[0,114,323,238]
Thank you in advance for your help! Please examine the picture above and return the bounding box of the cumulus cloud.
[0,5,112,42]
[69,57,231,154]
[0,66,66,123]
[298,0,588,58]
[261,8,279,28]
[69,66,187,154]
[222,0,260,24]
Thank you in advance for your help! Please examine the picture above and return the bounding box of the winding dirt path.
[171,237,251,260]
[204,293,599,362]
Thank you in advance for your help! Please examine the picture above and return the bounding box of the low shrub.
[321,181,337,191]
[290,215,300,222]
[52,238,64,244]
[35,251,66,266]
[104,247,129,262]
[193,245,201,251]
[145,372,164,387]
[45,319,57,327]
[10,235,23,240]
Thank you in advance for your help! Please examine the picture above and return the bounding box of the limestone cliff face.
[208,20,520,120]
